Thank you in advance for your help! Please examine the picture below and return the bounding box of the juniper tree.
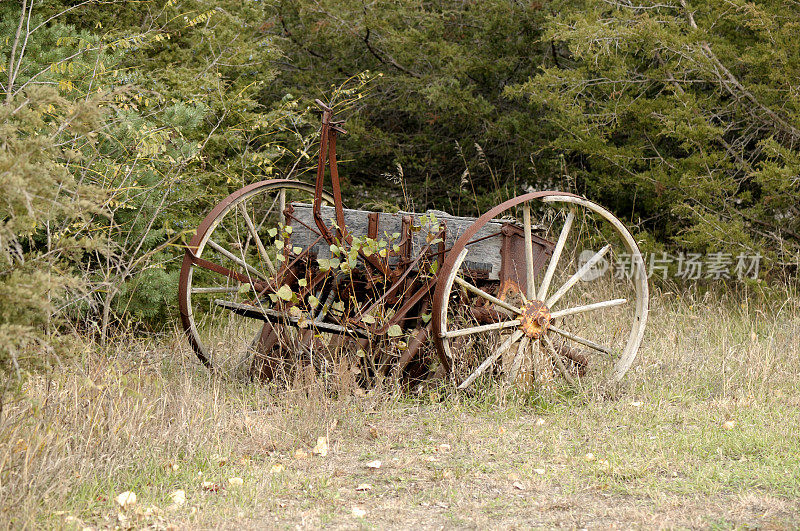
[0,0,306,372]
[506,0,800,270]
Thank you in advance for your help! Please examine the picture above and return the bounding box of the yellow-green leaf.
[276,285,293,301]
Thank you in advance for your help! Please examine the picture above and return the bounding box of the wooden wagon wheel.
[178,179,340,380]
[432,192,649,391]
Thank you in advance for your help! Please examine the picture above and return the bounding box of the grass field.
[2,286,799,529]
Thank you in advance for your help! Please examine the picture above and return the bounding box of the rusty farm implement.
[178,101,648,390]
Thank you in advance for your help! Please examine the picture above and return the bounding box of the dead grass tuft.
[1,287,799,528]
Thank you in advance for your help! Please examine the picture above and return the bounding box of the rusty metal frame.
[177,101,648,389]
[178,123,554,376]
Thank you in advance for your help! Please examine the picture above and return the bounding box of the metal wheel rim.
[432,192,649,387]
[177,179,335,371]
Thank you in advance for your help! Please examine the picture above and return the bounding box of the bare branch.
[6,0,28,103]
[363,28,421,79]
[679,0,800,143]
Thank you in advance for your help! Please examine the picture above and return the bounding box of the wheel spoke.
[547,325,611,354]
[454,276,521,315]
[239,203,277,276]
[249,195,280,247]
[542,335,577,385]
[550,298,627,319]
[444,319,521,339]
[537,208,575,301]
[507,336,530,382]
[522,202,536,300]
[546,244,611,307]
[253,193,281,234]
[191,286,241,294]
[206,239,267,281]
[278,189,286,223]
[457,330,524,389]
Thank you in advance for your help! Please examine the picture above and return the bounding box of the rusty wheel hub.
[520,299,551,339]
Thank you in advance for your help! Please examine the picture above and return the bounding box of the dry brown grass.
[1,286,799,529]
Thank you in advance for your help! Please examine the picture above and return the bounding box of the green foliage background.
[1,0,798,372]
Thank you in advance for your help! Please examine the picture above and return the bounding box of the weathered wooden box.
[287,204,553,286]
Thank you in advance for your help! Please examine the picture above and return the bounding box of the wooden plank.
[213,299,369,337]
[289,204,511,279]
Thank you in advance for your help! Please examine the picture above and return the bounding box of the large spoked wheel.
[178,179,335,379]
[432,192,649,391]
